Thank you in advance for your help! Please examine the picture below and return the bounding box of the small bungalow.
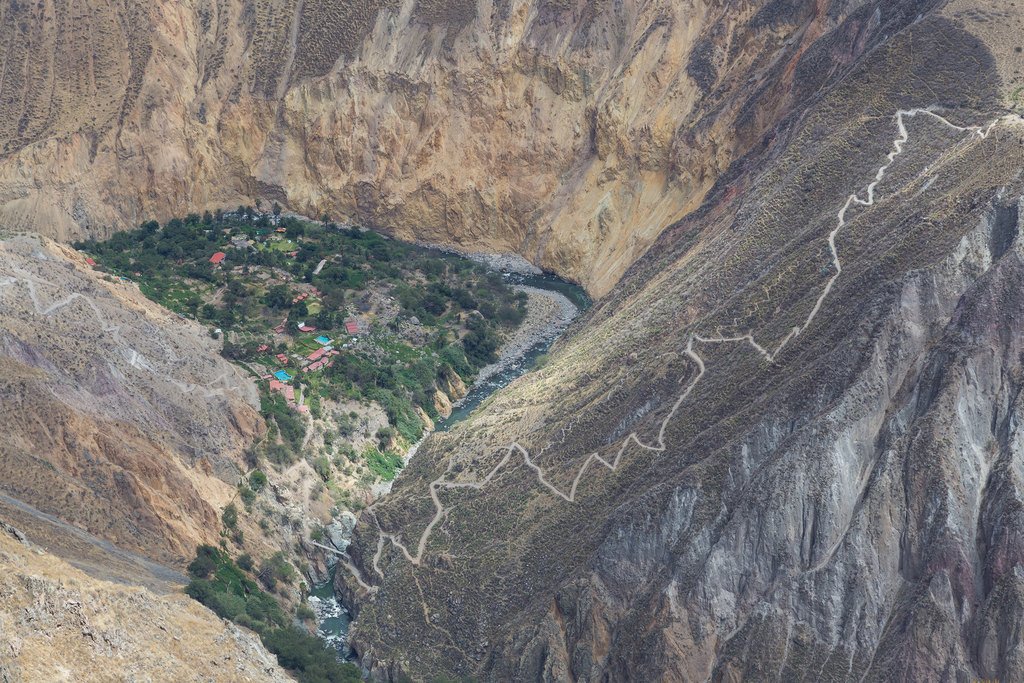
[344,320,359,335]
[276,353,289,364]
[298,323,316,333]
[209,251,226,265]
[257,344,270,353]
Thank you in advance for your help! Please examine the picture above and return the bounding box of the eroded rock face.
[0,235,262,566]
[0,0,946,295]
[340,4,1024,680]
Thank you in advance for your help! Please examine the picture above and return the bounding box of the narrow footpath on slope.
[323,109,1020,584]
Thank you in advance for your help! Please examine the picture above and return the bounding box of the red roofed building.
[284,386,295,401]
[276,353,289,364]
[209,252,226,265]
[298,323,316,333]
[269,379,284,392]
[257,344,269,353]
[307,348,326,362]
[85,257,96,267]
[344,320,359,335]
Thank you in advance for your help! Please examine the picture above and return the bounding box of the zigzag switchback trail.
[0,263,234,399]
[346,107,1022,585]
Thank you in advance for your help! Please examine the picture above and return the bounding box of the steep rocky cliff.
[340,1,1024,680]
[5,0,1024,680]
[0,0,962,295]
[0,235,262,566]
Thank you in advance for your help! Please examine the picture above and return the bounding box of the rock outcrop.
[0,524,290,683]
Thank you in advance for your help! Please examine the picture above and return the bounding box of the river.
[437,271,590,430]
[308,568,352,658]
[310,269,588,652]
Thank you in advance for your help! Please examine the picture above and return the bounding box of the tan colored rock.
[0,0,880,296]
[433,389,453,419]
[0,528,289,682]
[0,235,262,566]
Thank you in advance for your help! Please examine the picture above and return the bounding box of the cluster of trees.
[185,545,359,683]
[260,390,307,455]
[85,210,534,465]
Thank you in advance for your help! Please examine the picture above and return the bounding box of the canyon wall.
[0,0,945,295]
[340,2,1024,679]
[0,235,262,566]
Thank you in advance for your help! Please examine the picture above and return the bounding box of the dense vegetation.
[83,210,535,678]
[77,208,527,455]
[186,545,360,683]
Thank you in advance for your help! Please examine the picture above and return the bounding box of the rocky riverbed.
[473,285,578,386]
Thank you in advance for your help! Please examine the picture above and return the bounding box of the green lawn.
[265,239,297,253]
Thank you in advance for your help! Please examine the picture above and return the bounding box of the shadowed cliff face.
[0,0,949,296]
[339,8,1024,680]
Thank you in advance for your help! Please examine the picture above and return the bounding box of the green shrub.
[222,503,238,530]
[363,446,404,481]
[259,551,296,590]
[249,470,268,492]
[187,544,220,579]
[375,426,395,449]
[312,455,332,482]
[239,485,256,508]
[260,628,361,683]
[296,603,316,622]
